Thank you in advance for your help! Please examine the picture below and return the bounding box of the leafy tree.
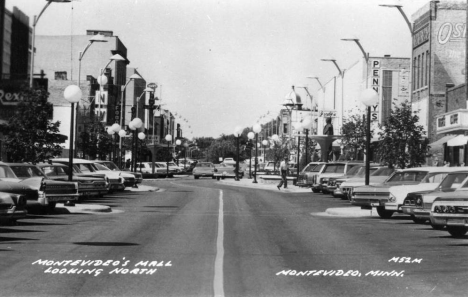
[341,114,367,161]
[206,140,237,163]
[265,136,290,169]
[377,100,429,169]
[4,88,63,163]
[78,116,112,160]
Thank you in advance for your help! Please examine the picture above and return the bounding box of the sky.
[6,0,430,139]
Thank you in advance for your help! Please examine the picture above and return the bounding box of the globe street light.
[63,84,82,182]
[30,0,72,88]
[247,132,255,179]
[360,89,379,185]
[234,126,243,181]
[129,117,143,172]
[165,134,172,178]
[252,124,262,183]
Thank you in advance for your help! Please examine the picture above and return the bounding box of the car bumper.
[385,203,402,212]
[46,194,80,203]
[0,207,27,221]
[431,213,468,227]
[413,209,430,219]
[401,206,416,215]
[194,173,214,177]
[333,188,345,197]
[352,199,387,208]
[110,183,126,191]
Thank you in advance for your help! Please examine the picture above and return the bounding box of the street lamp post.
[252,124,262,183]
[175,139,182,166]
[271,134,280,173]
[97,54,126,122]
[30,0,72,88]
[234,126,242,181]
[129,118,143,172]
[302,118,312,165]
[183,142,189,170]
[119,74,142,168]
[63,85,82,182]
[165,135,172,178]
[138,132,146,172]
[247,132,254,179]
[360,89,379,185]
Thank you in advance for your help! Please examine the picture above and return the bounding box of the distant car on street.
[213,163,243,180]
[222,158,236,166]
[193,162,215,179]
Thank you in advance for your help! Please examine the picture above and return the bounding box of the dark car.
[2,163,79,210]
[0,191,27,224]
[36,163,109,198]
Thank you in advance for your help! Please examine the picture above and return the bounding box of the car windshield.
[197,163,213,167]
[386,171,428,183]
[93,163,112,171]
[345,166,362,176]
[438,172,468,189]
[10,166,45,178]
[323,164,345,173]
[371,167,395,176]
[420,172,449,184]
[76,163,94,172]
[41,165,70,177]
[102,162,119,170]
[302,164,317,172]
[0,165,18,178]
[352,167,379,178]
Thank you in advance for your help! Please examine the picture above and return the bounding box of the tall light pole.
[63,85,82,181]
[30,0,72,88]
[75,34,107,157]
[138,132,146,172]
[129,117,143,173]
[119,73,142,168]
[360,89,379,185]
[165,134,172,178]
[379,4,413,34]
[175,139,182,166]
[247,132,255,179]
[252,124,262,183]
[234,126,242,181]
[341,37,373,184]
[97,54,126,122]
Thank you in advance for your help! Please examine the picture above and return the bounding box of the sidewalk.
[55,203,113,214]
[219,176,310,193]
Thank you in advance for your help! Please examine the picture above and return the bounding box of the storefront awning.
[447,135,468,147]
[429,135,457,151]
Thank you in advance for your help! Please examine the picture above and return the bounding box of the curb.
[125,185,159,192]
[324,207,378,217]
[54,203,112,214]
[219,179,310,193]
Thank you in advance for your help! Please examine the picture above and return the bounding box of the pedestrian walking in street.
[277,157,289,190]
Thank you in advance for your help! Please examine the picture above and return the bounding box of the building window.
[413,57,417,91]
[450,114,458,125]
[283,123,288,134]
[438,117,445,127]
[55,71,67,80]
[425,50,429,86]
[382,70,393,121]
[421,52,425,88]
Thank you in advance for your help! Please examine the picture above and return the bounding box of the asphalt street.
[1,176,467,297]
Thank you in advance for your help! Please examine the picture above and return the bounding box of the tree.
[78,115,112,160]
[341,114,367,161]
[4,88,63,163]
[265,136,290,169]
[206,140,236,163]
[377,100,429,169]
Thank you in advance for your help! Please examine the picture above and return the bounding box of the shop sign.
[437,22,466,45]
[319,110,337,118]
[413,25,430,48]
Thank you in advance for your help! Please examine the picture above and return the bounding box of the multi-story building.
[428,1,468,166]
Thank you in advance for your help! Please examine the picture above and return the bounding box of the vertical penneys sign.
[371,60,380,122]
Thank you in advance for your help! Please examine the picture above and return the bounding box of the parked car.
[327,165,381,198]
[213,164,242,180]
[400,170,468,225]
[155,162,178,177]
[339,167,396,201]
[96,160,143,184]
[136,162,171,178]
[312,162,363,193]
[264,161,278,175]
[53,159,127,191]
[351,167,462,219]
[36,163,109,198]
[296,162,326,187]
[431,194,468,237]
[167,162,183,174]
[0,192,27,224]
[222,158,236,166]
[386,168,468,222]
[193,162,215,179]
[3,163,79,210]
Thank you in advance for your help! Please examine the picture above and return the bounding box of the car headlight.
[388,193,396,203]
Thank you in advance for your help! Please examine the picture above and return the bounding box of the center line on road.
[213,190,225,297]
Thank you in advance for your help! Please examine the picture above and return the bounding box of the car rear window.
[10,166,45,178]
[312,164,324,172]
[0,165,17,178]
[387,171,428,182]
[197,163,212,167]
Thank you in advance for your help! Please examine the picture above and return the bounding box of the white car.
[136,163,171,178]
[222,158,237,166]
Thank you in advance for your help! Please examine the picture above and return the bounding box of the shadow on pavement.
[73,242,139,247]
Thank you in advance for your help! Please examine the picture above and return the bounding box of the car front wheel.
[376,206,394,219]
[447,226,468,238]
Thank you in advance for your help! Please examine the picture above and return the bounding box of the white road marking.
[213,190,225,297]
